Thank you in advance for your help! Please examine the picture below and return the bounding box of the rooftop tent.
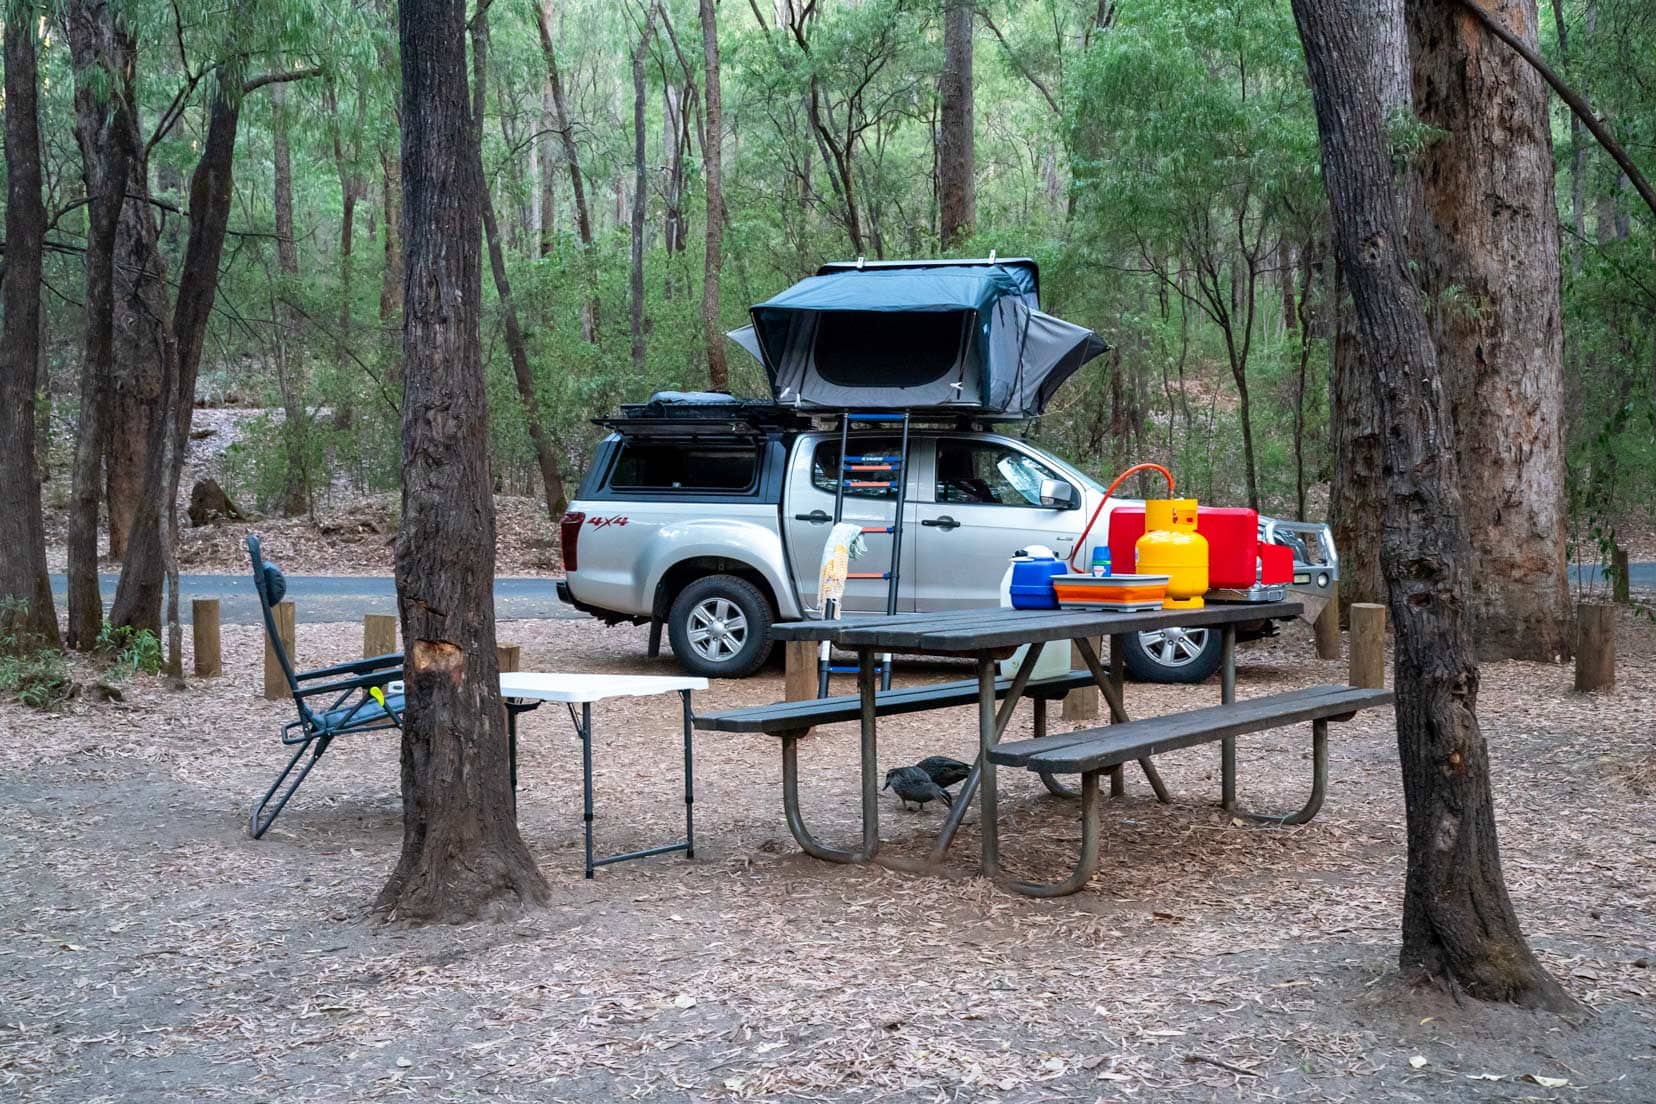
[728,259,1105,417]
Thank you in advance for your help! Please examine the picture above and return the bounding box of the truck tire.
[667,575,774,679]
[1121,625,1223,684]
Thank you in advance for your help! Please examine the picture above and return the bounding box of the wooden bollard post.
[1062,637,1099,720]
[784,640,818,738]
[1314,582,1341,661]
[1574,603,1616,692]
[1349,602,1386,689]
[496,643,522,674]
[192,598,221,678]
[363,613,398,658]
[1612,548,1631,606]
[263,601,296,700]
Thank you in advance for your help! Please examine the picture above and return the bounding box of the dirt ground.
[2,610,1653,1103]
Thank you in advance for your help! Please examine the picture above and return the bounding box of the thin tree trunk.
[700,0,728,391]
[630,1,660,376]
[538,80,557,257]
[473,13,570,519]
[535,0,600,342]
[378,0,548,923]
[1408,0,1570,661]
[938,0,975,249]
[106,156,167,564]
[272,82,310,516]
[0,6,61,647]
[381,145,404,322]
[1292,0,1571,1010]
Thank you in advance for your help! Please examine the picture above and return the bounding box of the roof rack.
[594,392,1036,436]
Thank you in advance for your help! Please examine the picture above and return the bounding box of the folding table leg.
[680,690,696,860]
[581,702,595,878]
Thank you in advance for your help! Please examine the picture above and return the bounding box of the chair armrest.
[295,652,405,681]
[295,670,401,699]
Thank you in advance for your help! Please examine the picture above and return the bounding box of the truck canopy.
[726,259,1106,417]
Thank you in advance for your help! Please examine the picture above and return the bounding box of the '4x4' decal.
[588,515,629,529]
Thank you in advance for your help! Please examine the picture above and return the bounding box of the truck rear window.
[609,441,759,492]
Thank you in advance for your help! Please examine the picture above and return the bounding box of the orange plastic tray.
[1051,573,1169,608]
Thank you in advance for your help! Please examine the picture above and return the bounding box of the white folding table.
[499,672,708,878]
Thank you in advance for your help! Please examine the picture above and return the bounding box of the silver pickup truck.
[557,400,1336,683]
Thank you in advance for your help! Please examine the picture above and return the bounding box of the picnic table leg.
[779,730,864,864]
[1074,637,1171,804]
[931,642,1046,862]
[976,657,1002,878]
[1036,696,1080,798]
[998,769,1103,898]
[1230,719,1329,826]
[857,648,880,862]
[681,690,696,860]
[1220,624,1238,810]
[1110,634,1126,799]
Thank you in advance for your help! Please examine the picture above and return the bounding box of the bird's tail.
[940,789,954,808]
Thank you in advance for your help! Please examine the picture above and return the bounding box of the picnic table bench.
[696,602,1394,897]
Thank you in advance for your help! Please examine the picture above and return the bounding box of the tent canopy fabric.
[729,260,1104,417]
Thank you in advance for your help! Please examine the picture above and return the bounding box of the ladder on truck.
[819,412,911,696]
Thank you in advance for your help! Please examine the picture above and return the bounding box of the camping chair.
[247,535,405,838]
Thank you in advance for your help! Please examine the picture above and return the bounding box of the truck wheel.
[1121,625,1223,684]
[668,575,774,679]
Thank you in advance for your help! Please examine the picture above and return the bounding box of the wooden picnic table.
[763,602,1304,885]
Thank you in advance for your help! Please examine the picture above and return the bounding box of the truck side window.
[810,439,900,499]
[610,441,758,492]
[936,441,1059,507]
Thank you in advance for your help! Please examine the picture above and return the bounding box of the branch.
[979,10,1061,116]
[243,67,325,94]
[1454,0,1656,223]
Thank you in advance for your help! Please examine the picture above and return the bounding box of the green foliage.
[0,600,75,711]
[94,622,164,680]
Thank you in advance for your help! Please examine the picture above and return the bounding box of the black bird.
[883,766,953,812]
[916,755,971,790]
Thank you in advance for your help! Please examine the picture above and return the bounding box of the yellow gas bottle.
[1137,498,1208,609]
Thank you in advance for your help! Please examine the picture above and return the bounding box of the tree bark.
[65,0,138,648]
[1328,0,1410,612]
[938,0,975,249]
[1292,0,1571,1010]
[378,0,548,922]
[473,13,570,519]
[700,0,728,391]
[630,1,660,376]
[538,77,558,258]
[0,6,61,647]
[1408,0,1570,661]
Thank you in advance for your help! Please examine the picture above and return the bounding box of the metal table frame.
[501,673,705,878]
[767,603,1302,886]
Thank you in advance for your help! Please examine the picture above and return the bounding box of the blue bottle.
[1091,546,1112,577]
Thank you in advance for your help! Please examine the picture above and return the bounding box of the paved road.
[48,574,581,625]
[49,563,1653,627]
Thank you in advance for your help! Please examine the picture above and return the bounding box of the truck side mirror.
[1039,479,1080,509]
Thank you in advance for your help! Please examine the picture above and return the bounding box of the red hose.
[1067,462,1175,570]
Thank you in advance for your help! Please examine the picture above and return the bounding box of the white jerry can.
[997,545,1071,681]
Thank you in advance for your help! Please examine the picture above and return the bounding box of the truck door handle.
[921,515,960,531]
[794,510,831,524]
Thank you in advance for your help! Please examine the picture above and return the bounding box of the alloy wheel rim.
[687,597,748,662]
[1138,626,1209,667]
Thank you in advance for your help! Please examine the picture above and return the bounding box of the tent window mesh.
[811,311,971,388]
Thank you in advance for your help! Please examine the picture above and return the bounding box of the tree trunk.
[1327,0,1409,611]
[1292,0,1571,1011]
[535,1,600,343]
[0,6,61,647]
[1407,0,1570,661]
[700,0,728,391]
[538,80,557,258]
[381,144,405,322]
[472,14,570,519]
[106,156,168,565]
[272,81,310,517]
[65,0,138,649]
[379,0,548,922]
[630,1,660,376]
[938,0,975,249]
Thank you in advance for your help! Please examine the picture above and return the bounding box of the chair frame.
[247,535,405,838]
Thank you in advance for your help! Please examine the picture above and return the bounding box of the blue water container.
[1008,553,1066,609]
